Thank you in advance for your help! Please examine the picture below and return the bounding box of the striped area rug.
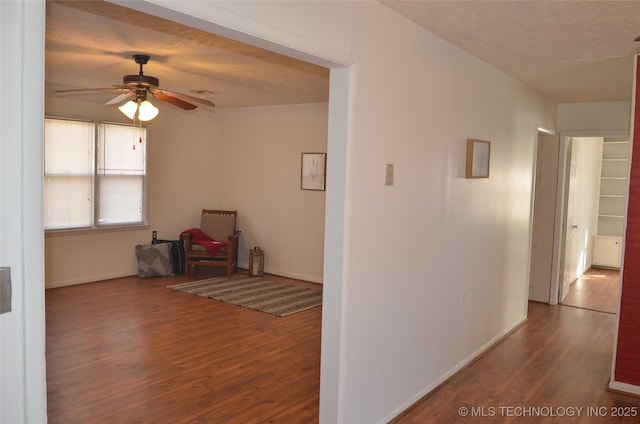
[167,275,322,317]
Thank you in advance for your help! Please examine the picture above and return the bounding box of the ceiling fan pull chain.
[136,121,144,150]
[132,120,141,150]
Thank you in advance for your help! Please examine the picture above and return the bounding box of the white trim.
[609,380,640,397]
[550,134,569,305]
[549,129,630,305]
[525,127,544,305]
[320,66,354,424]
[107,0,353,68]
[0,1,48,421]
[537,125,557,136]
[557,129,629,138]
[25,1,49,420]
[238,262,323,285]
[45,272,136,289]
[527,126,560,305]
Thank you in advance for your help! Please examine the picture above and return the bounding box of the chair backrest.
[200,210,237,241]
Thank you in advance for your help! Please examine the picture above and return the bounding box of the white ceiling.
[383,0,640,103]
[46,0,640,111]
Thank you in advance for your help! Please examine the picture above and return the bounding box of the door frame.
[528,127,559,303]
[549,129,630,305]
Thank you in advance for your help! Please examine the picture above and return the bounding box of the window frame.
[44,117,149,234]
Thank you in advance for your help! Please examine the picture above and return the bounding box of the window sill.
[45,223,150,237]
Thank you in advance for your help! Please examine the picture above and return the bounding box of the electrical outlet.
[385,164,394,186]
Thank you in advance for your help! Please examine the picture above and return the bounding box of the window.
[44,118,146,230]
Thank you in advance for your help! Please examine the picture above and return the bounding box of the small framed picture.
[301,153,326,191]
[466,139,491,178]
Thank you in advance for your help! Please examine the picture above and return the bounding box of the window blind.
[44,118,146,230]
[44,118,94,229]
[97,123,146,226]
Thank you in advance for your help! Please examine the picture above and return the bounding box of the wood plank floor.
[46,269,322,423]
[562,267,619,314]
[393,302,640,423]
[47,268,639,423]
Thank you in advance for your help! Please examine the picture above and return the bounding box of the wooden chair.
[181,210,241,278]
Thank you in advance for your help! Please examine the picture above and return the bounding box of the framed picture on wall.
[301,153,326,191]
[466,139,491,178]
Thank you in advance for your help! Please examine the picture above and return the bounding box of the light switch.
[385,164,394,186]
[0,267,11,314]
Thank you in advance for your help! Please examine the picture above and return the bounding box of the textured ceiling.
[381,0,640,103]
[47,1,640,110]
[45,0,330,109]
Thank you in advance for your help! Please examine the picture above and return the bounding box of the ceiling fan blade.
[152,92,197,110]
[54,56,214,112]
[104,92,133,105]
[54,87,118,93]
[160,90,215,107]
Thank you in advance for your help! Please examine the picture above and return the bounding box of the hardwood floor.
[46,269,322,423]
[562,267,619,314]
[47,269,639,423]
[393,302,640,423]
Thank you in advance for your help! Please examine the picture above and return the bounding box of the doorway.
[32,5,352,416]
[561,135,629,313]
[529,131,629,312]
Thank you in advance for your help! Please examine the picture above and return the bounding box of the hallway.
[562,268,619,314]
[394,300,639,423]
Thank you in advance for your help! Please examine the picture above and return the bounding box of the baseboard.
[608,380,640,397]
[45,271,136,289]
[238,262,323,284]
[47,265,323,288]
[384,315,528,424]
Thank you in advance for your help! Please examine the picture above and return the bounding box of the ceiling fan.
[55,54,215,120]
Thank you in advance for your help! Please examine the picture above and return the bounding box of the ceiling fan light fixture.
[118,100,138,120]
[118,99,159,122]
[138,100,159,121]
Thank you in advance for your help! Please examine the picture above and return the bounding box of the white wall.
[217,104,328,283]
[558,101,631,131]
[340,4,556,422]
[44,99,327,287]
[6,1,560,422]
[109,1,559,422]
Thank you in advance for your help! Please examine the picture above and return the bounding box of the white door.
[560,137,604,301]
[529,134,559,303]
[558,149,578,302]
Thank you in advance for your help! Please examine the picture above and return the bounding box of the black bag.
[152,231,185,274]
